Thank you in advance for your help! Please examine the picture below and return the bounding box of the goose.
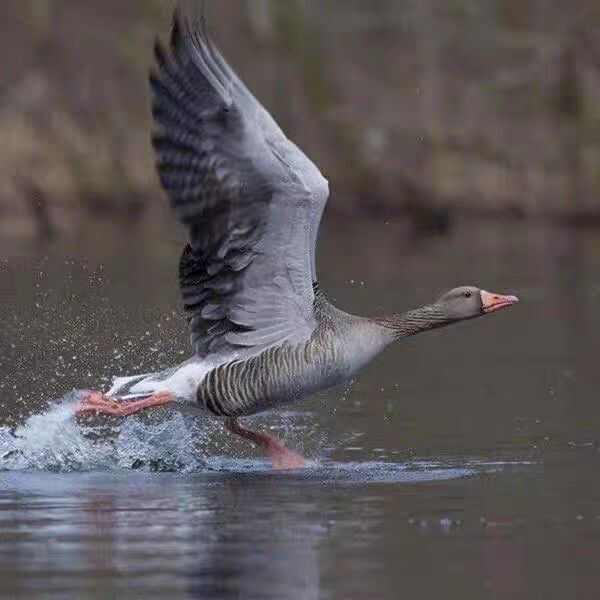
[75,11,519,469]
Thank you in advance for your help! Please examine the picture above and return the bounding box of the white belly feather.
[107,359,212,403]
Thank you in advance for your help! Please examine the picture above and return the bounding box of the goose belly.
[197,340,346,417]
[107,360,212,402]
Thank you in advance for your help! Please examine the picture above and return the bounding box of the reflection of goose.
[75,11,518,468]
[185,476,322,600]
[2,473,323,599]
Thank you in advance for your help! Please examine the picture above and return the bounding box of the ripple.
[202,457,476,483]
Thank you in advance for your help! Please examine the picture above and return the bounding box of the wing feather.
[152,12,329,357]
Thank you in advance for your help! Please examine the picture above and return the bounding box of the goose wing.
[151,14,329,357]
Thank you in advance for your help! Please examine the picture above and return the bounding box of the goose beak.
[480,290,519,314]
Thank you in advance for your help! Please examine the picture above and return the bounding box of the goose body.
[77,10,519,468]
[105,15,394,416]
[108,290,391,416]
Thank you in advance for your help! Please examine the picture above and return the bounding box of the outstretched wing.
[151,13,329,357]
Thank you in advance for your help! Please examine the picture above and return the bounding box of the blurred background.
[2,3,600,600]
[2,0,600,237]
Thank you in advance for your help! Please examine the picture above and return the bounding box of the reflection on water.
[0,462,533,600]
[1,217,600,599]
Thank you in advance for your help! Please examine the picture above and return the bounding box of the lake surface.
[1,216,600,599]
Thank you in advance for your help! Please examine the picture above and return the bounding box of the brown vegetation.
[1,1,600,238]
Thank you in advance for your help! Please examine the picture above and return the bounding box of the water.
[1,217,600,599]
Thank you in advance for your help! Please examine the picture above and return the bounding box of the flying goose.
[75,12,519,469]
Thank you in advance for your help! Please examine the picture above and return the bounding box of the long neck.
[375,303,453,340]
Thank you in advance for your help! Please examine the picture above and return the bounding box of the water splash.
[0,392,534,480]
[0,392,329,474]
[0,391,217,473]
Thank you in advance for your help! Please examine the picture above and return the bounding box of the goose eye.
[464,291,472,298]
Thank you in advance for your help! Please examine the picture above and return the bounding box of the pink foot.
[264,438,306,470]
[225,418,306,470]
[75,391,174,417]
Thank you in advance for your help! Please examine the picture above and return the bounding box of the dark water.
[1,217,600,599]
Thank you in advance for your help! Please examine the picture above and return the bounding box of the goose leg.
[75,391,175,417]
[225,418,306,470]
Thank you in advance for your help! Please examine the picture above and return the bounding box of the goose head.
[436,286,519,321]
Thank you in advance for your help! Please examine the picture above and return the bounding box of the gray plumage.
[197,289,384,417]
[152,14,328,360]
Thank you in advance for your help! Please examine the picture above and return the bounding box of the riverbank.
[2,1,600,239]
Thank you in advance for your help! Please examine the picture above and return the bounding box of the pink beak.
[480,290,519,314]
